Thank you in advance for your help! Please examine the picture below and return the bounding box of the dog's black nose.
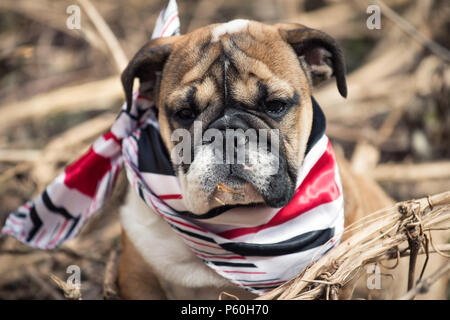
[208,108,250,131]
[206,108,253,165]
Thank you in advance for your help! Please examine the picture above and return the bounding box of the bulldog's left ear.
[121,36,178,111]
[278,24,347,98]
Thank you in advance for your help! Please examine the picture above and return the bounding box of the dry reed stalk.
[375,0,450,62]
[257,191,450,300]
[103,249,120,300]
[372,162,450,182]
[0,77,121,133]
[0,149,41,163]
[399,261,450,300]
[50,273,82,300]
[26,267,64,300]
[77,0,128,73]
[0,0,106,53]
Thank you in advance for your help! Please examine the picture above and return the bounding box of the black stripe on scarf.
[249,285,281,290]
[208,261,257,268]
[169,224,216,244]
[41,190,81,242]
[62,216,81,242]
[26,205,42,242]
[219,228,334,256]
[42,190,77,220]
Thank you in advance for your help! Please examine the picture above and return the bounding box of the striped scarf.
[1,0,344,295]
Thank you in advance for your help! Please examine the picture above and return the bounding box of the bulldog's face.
[122,20,346,214]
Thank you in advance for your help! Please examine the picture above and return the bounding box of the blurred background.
[0,0,448,299]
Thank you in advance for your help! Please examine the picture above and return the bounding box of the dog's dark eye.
[265,100,288,117]
[174,107,196,122]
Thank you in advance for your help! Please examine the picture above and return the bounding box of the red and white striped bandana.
[1,0,344,295]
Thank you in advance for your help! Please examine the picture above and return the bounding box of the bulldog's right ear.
[121,36,177,111]
[277,23,347,98]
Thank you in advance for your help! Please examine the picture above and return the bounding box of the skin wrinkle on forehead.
[194,76,216,107]
[181,44,222,85]
[222,38,296,102]
[168,35,296,114]
[223,56,230,104]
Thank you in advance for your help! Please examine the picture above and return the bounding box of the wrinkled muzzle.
[171,111,296,213]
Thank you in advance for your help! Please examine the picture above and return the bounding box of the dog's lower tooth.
[213,196,225,205]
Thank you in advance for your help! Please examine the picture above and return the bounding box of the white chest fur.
[119,188,251,299]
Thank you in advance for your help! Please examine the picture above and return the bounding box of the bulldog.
[116,20,447,300]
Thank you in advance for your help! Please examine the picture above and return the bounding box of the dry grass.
[0,0,448,299]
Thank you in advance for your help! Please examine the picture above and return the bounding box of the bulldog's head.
[121,20,347,215]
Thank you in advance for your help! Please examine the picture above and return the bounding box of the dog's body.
[117,152,392,300]
[116,20,447,300]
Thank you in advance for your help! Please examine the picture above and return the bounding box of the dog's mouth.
[204,160,296,210]
[176,201,265,220]
[177,131,297,214]
[183,166,294,219]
